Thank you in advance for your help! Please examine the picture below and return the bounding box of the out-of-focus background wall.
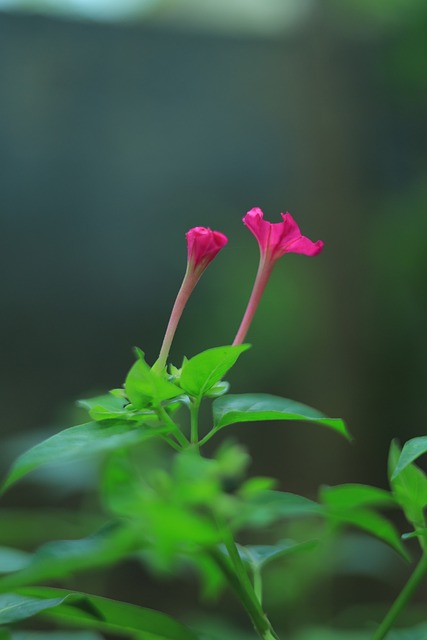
[0,0,426,629]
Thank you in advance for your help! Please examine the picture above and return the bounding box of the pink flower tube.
[155,227,228,372]
[233,208,323,345]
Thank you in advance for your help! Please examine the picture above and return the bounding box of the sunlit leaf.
[180,345,250,397]
[212,394,350,440]
[391,436,427,479]
[125,354,182,409]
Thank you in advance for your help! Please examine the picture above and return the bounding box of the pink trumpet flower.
[233,208,323,345]
[155,227,228,372]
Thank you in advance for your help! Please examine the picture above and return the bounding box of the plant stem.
[155,405,190,449]
[371,551,427,640]
[214,527,280,640]
[233,255,274,346]
[190,397,201,446]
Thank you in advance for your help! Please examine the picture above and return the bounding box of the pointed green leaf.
[0,593,68,624]
[180,345,250,397]
[320,484,396,510]
[234,490,322,528]
[125,356,183,409]
[237,540,317,571]
[391,436,427,479]
[17,587,200,640]
[0,524,141,593]
[212,394,350,440]
[1,422,167,493]
[388,440,427,532]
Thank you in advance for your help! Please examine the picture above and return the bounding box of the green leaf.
[125,354,183,409]
[234,490,322,528]
[77,394,133,422]
[391,436,427,479]
[320,484,396,510]
[0,593,68,624]
[18,587,200,640]
[0,548,32,574]
[180,345,250,397]
[1,422,167,493]
[12,633,102,639]
[212,394,351,440]
[328,508,409,561]
[237,540,317,571]
[388,440,427,532]
[0,524,141,593]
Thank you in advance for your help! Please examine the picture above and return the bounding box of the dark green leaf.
[391,436,427,479]
[320,484,396,510]
[389,440,427,532]
[180,345,250,397]
[12,633,102,639]
[125,355,182,409]
[18,587,200,640]
[212,394,350,440]
[0,593,67,624]
[1,422,167,493]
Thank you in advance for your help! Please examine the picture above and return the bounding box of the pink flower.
[243,207,323,261]
[186,227,228,274]
[155,226,228,372]
[233,208,323,345]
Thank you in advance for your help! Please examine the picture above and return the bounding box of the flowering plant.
[1,209,427,640]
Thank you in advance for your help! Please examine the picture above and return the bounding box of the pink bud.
[243,208,323,262]
[186,227,228,273]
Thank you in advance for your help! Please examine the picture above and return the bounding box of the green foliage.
[9,588,200,640]
[211,393,350,441]
[391,436,427,479]
[179,345,250,398]
[0,593,68,625]
[125,350,183,409]
[388,440,427,535]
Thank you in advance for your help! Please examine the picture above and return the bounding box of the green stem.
[190,397,201,446]
[253,567,263,606]
[198,427,218,448]
[156,405,190,449]
[371,552,427,640]
[215,527,280,640]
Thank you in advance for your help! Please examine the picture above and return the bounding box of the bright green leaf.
[180,345,250,398]
[0,593,68,624]
[1,422,167,493]
[212,394,350,440]
[389,440,427,532]
[125,355,182,409]
[391,436,427,479]
[18,587,200,640]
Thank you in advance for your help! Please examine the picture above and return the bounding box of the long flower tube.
[233,207,323,346]
[154,226,228,372]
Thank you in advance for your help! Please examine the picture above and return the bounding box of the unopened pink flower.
[233,208,323,345]
[155,226,228,372]
[243,207,323,261]
[186,226,228,274]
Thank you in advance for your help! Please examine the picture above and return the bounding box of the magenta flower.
[233,208,323,345]
[186,226,228,274]
[155,226,228,372]
[243,207,323,260]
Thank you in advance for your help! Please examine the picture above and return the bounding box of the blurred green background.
[0,0,427,635]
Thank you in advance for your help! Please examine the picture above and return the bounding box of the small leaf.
[212,394,350,440]
[391,436,427,479]
[1,422,167,493]
[180,345,250,397]
[320,484,396,510]
[125,354,183,409]
[0,593,68,624]
[18,587,200,640]
[388,440,427,532]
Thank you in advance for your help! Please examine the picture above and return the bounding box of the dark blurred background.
[0,0,427,634]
